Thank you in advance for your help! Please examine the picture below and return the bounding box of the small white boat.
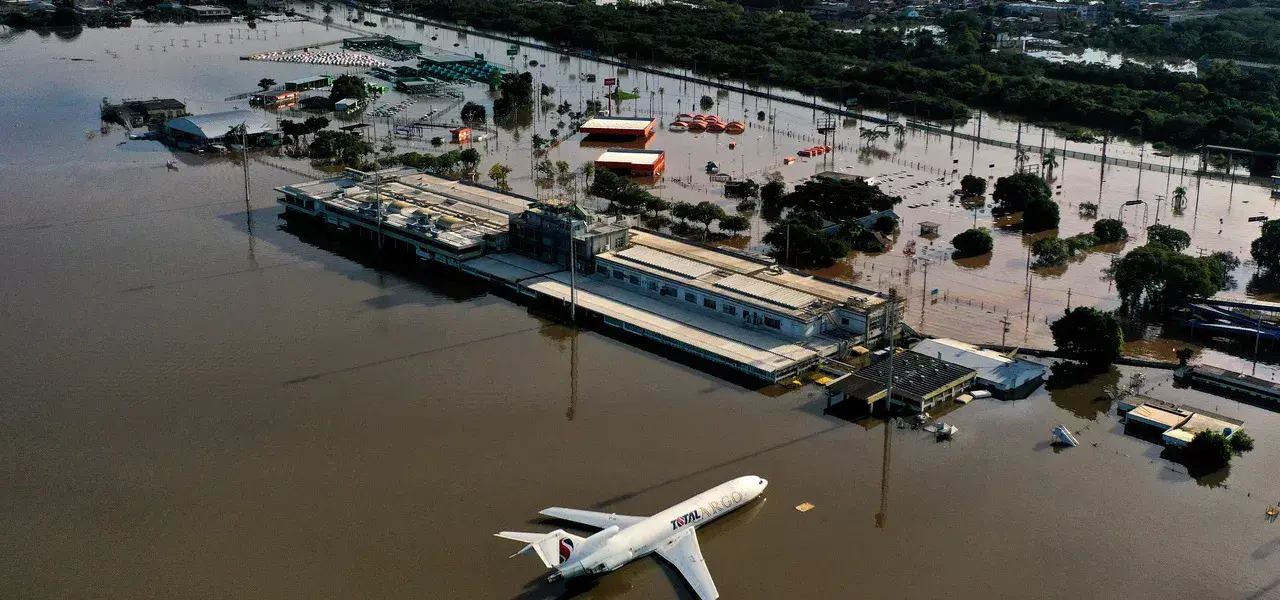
[970,390,992,399]
[1052,425,1079,447]
[934,422,958,440]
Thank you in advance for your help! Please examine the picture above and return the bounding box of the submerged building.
[275,169,906,383]
[160,110,279,149]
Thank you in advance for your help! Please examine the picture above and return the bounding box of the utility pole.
[1066,288,1072,311]
[1000,315,1011,347]
[569,203,578,322]
[920,258,930,321]
[1025,243,1033,330]
[1253,309,1263,376]
[883,288,899,415]
[374,166,383,250]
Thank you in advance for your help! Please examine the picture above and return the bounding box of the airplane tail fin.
[494,530,583,568]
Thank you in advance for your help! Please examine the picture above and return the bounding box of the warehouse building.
[593,230,898,347]
[285,75,331,91]
[186,4,230,21]
[853,351,977,413]
[580,116,657,140]
[594,149,666,177]
[910,338,1046,399]
[161,110,279,150]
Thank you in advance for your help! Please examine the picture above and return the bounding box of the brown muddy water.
[4,17,1280,600]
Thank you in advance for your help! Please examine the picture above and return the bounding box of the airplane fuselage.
[552,476,768,581]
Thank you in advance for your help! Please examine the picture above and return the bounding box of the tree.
[760,180,785,221]
[699,95,714,110]
[487,163,512,190]
[308,130,373,164]
[644,195,671,217]
[434,150,460,175]
[1252,220,1280,274]
[257,78,276,91]
[461,101,487,123]
[1172,186,1188,213]
[612,185,653,215]
[671,201,696,224]
[329,74,369,103]
[1147,223,1190,252]
[692,201,727,235]
[951,227,993,258]
[1050,307,1123,371]
[1107,244,1229,311]
[1175,347,1194,367]
[1042,150,1058,176]
[960,174,986,197]
[724,178,759,199]
[763,220,849,269]
[872,214,897,234]
[459,148,482,177]
[991,172,1051,214]
[1230,430,1255,454]
[1033,237,1071,267]
[1022,197,1060,232]
[1184,431,1232,473]
[590,169,627,200]
[719,214,751,236]
[1093,218,1128,243]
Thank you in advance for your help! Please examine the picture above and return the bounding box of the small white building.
[335,97,360,113]
[910,338,1046,398]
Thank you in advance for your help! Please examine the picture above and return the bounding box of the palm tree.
[1173,185,1188,215]
[1042,150,1058,177]
[1015,148,1030,172]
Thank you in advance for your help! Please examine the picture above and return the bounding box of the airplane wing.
[538,507,646,530]
[655,528,719,600]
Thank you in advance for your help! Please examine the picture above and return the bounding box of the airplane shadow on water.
[511,498,769,600]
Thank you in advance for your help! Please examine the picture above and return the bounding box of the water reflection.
[1047,367,1120,421]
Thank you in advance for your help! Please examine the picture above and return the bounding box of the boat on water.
[668,121,688,131]
[934,422,958,440]
[705,161,719,174]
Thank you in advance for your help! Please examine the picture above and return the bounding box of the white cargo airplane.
[496,475,768,600]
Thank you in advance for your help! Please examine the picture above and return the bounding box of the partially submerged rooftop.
[276,169,530,251]
[624,230,886,311]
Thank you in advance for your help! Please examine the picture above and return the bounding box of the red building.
[249,90,301,107]
[594,149,666,177]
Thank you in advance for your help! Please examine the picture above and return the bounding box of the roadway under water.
[4,16,1280,600]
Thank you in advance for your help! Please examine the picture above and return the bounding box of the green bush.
[951,227,993,258]
[1230,430,1255,454]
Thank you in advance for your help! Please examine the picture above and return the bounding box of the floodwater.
[280,5,1280,356]
[5,16,1280,600]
